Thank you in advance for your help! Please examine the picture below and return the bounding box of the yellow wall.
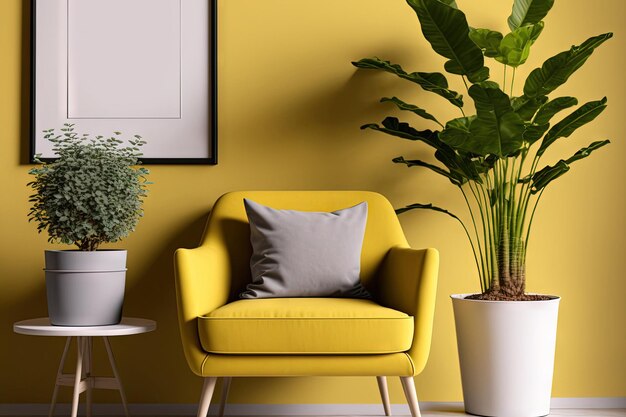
[1,0,624,404]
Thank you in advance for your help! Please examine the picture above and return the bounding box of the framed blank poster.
[31,0,217,164]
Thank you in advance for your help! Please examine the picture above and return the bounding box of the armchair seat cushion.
[198,298,414,355]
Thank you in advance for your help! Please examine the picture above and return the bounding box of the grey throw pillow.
[240,199,371,299]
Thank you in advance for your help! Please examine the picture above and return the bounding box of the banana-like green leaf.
[523,123,550,144]
[439,116,474,152]
[469,28,503,58]
[531,161,569,193]
[488,186,510,206]
[537,97,607,156]
[511,95,548,121]
[564,139,610,164]
[520,96,577,144]
[361,117,444,150]
[433,148,485,184]
[477,154,499,174]
[438,0,458,8]
[478,80,501,90]
[467,84,525,156]
[352,58,464,107]
[380,97,443,127]
[531,140,610,193]
[488,187,498,206]
[465,66,491,84]
[406,0,487,81]
[367,115,484,184]
[533,96,578,125]
[524,33,613,98]
[438,117,499,182]
[396,203,462,223]
[496,22,544,67]
[393,156,461,185]
[507,0,554,31]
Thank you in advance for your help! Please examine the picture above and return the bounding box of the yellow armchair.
[174,191,439,417]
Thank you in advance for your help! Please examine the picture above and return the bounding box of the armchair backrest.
[200,191,409,299]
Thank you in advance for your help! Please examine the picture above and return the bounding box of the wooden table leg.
[70,337,85,417]
[103,336,130,417]
[49,337,72,417]
[85,337,93,417]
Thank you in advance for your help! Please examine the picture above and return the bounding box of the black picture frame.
[30,0,218,165]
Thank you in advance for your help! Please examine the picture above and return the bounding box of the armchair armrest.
[174,244,231,375]
[378,247,439,375]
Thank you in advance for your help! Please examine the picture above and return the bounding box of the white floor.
[184,411,622,417]
[20,408,626,417]
[210,411,626,417]
[408,409,626,416]
[224,410,626,417]
[9,410,626,417]
[4,404,626,416]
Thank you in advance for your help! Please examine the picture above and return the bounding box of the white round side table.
[14,317,156,417]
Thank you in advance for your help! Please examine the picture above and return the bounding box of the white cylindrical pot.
[45,250,127,326]
[451,294,560,417]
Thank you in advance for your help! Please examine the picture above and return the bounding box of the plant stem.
[462,183,487,291]
[457,186,484,284]
[514,149,528,238]
[510,67,516,97]
[483,168,498,289]
[503,64,507,90]
[475,178,494,292]
[518,153,541,239]
[508,157,516,237]
[461,76,470,94]
[523,189,545,259]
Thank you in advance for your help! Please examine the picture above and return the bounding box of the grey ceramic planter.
[45,250,127,326]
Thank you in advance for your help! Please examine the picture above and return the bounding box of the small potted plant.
[353,0,611,415]
[28,124,150,326]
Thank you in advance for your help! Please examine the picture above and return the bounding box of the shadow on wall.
[3,211,212,401]
[266,56,438,194]
[290,41,431,136]
[126,211,210,321]
[1,277,66,398]
[119,211,211,399]
[279,56,429,144]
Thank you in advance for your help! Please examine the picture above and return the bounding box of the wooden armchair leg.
[218,377,232,417]
[376,376,392,416]
[400,376,421,417]
[197,377,218,417]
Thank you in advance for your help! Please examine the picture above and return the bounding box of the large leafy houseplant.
[28,124,150,250]
[353,0,611,301]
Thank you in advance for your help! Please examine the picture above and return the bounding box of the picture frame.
[30,0,217,164]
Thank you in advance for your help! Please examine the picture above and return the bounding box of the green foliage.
[537,97,607,155]
[466,84,525,156]
[507,0,554,30]
[353,0,612,299]
[352,58,464,107]
[495,22,543,67]
[470,23,544,68]
[28,124,151,251]
[531,140,609,193]
[381,97,443,127]
[406,0,488,82]
[523,33,613,98]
